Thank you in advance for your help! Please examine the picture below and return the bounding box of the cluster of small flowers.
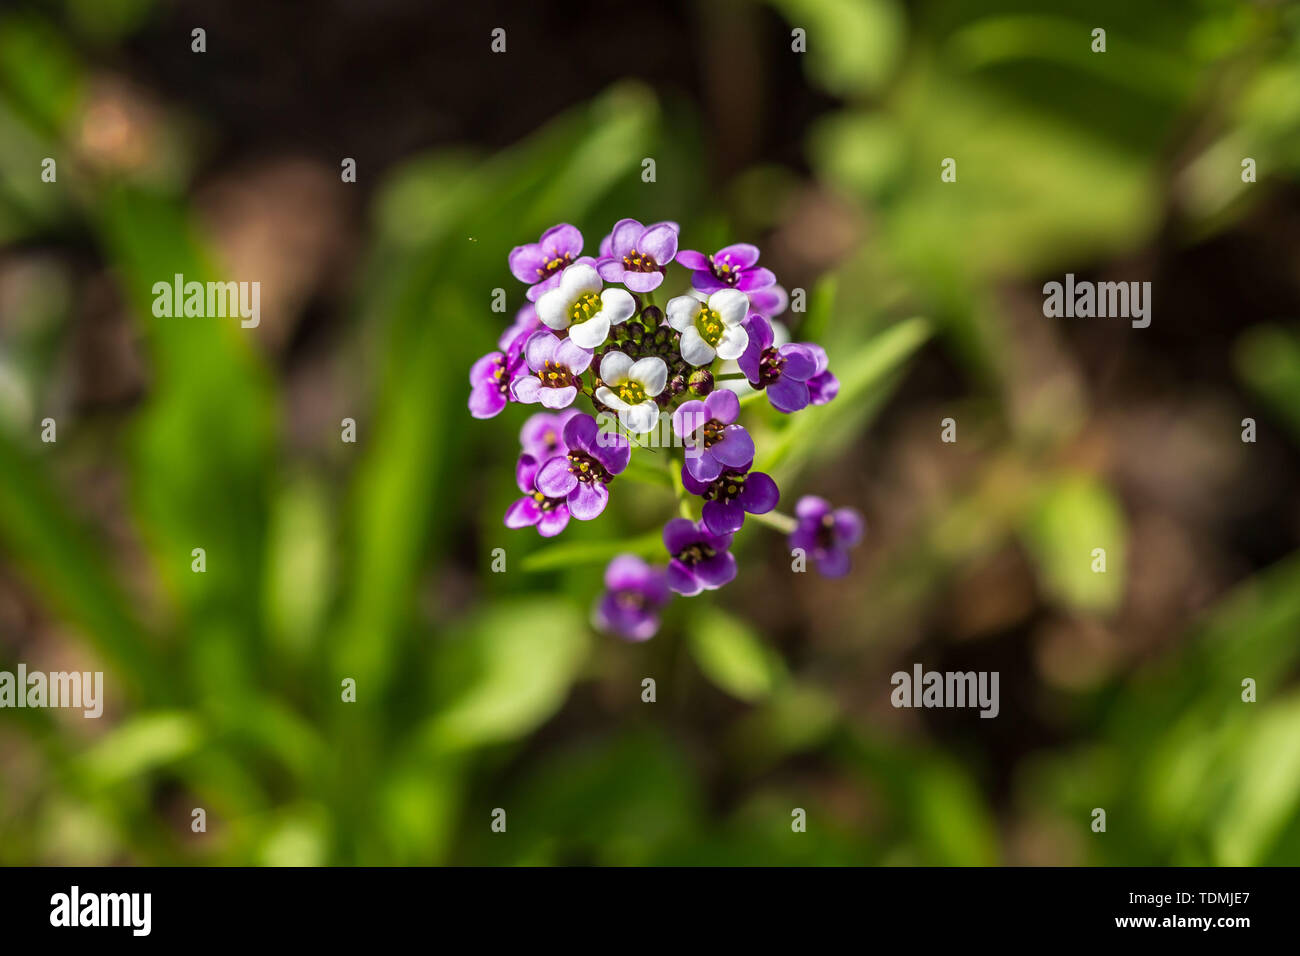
[469,219,864,641]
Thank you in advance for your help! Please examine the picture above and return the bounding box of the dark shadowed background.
[2,0,1300,865]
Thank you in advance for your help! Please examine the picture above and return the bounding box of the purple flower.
[737,314,819,413]
[681,462,779,536]
[596,218,679,293]
[789,496,864,577]
[676,243,776,295]
[535,413,631,520]
[803,343,839,406]
[519,408,580,462]
[747,284,788,318]
[509,224,595,302]
[662,517,737,596]
[504,454,572,537]
[672,389,755,482]
[499,304,541,350]
[593,554,671,641]
[510,330,593,410]
[469,343,525,419]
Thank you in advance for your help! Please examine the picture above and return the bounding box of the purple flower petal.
[745,313,774,351]
[516,454,540,494]
[739,471,779,514]
[563,413,599,454]
[609,218,644,256]
[816,548,852,577]
[662,517,699,556]
[589,430,630,475]
[702,499,746,536]
[710,425,754,468]
[555,338,594,373]
[789,526,818,554]
[703,387,740,424]
[567,481,608,520]
[672,399,708,439]
[508,245,549,284]
[536,456,577,497]
[540,223,583,257]
[796,495,831,521]
[808,371,839,405]
[537,507,571,537]
[714,243,760,269]
[684,449,724,482]
[504,497,541,528]
[622,271,664,294]
[737,337,764,384]
[680,466,710,496]
[538,385,577,409]
[596,258,625,283]
[676,249,711,270]
[767,377,810,413]
[748,285,788,317]
[734,267,776,292]
[525,330,559,370]
[638,223,679,264]
[779,344,819,381]
[469,382,507,419]
[834,508,865,546]
[691,272,728,294]
[511,376,542,404]
[605,554,651,591]
[666,558,703,597]
[694,551,738,589]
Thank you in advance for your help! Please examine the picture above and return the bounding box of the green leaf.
[1235,324,1300,442]
[687,606,786,702]
[78,712,203,788]
[1019,473,1127,613]
[520,530,663,573]
[419,597,590,752]
[757,316,931,476]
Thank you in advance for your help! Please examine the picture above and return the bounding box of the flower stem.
[668,457,694,519]
[715,372,748,381]
[750,509,798,535]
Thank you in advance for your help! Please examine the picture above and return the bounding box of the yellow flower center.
[695,307,725,347]
[616,381,647,404]
[570,291,602,325]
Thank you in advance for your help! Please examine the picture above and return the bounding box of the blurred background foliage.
[1,0,1299,865]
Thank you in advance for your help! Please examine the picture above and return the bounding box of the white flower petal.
[630,356,668,396]
[679,327,716,367]
[713,324,749,361]
[622,401,659,434]
[595,387,627,412]
[711,288,749,326]
[561,263,602,298]
[536,287,570,330]
[665,294,701,332]
[569,315,610,349]
[598,287,636,325]
[599,350,634,385]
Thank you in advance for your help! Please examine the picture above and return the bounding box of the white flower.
[666,288,749,367]
[595,351,667,434]
[536,263,635,349]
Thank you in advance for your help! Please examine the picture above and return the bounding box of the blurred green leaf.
[687,605,786,702]
[1235,324,1300,441]
[419,597,589,752]
[758,316,930,476]
[520,530,663,572]
[770,0,905,96]
[1019,473,1126,613]
[79,712,202,787]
